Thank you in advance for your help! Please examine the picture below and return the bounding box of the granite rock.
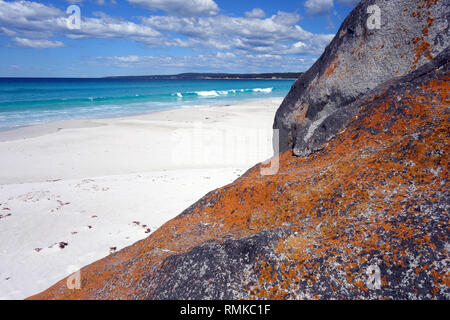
[274,0,449,156]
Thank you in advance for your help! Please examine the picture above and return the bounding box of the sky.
[0,0,360,77]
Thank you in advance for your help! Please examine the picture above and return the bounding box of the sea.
[0,78,294,131]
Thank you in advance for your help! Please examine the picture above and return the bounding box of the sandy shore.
[0,97,281,299]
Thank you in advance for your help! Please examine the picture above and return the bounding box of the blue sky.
[0,0,359,77]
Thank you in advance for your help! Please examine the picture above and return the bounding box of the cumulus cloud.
[127,0,219,17]
[304,0,334,16]
[143,11,333,55]
[13,37,65,48]
[67,12,162,41]
[0,0,334,68]
[2,0,61,19]
[244,8,266,19]
[0,0,63,39]
[0,0,162,45]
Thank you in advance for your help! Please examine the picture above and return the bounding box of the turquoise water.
[0,78,294,130]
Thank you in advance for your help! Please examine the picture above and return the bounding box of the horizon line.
[0,72,303,80]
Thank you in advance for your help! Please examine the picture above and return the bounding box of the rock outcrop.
[29,0,449,300]
[30,45,449,299]
[274,0,449,156]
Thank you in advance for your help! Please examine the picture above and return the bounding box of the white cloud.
[93,53,316,73]
[127,0,219,16]
[143,11,333,55]
[0,27,17,36]
[216,52,235,59]
[1,0,61,19]
[0,0,334,62]
[0,0,162,46]
[67,12,162,41]
[245,8,265,18]
[304,0,334,16]
[113,55,141,62]
[13,37,65,48]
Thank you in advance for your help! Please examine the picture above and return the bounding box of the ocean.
[0,78,294,131]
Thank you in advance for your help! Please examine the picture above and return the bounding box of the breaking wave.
[173,87,273,98]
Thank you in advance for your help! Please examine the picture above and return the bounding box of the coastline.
[0,97,281,142]
[0,78,293,133]
[0,97,281,299]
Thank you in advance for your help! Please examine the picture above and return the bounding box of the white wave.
[196,90,220,97]
[179,87,274,98]
[252,87,273,93]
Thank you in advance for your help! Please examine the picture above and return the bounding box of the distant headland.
[104,72,302,80]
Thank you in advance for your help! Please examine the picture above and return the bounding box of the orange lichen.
[325,57,339,77]
[409,0,437,69]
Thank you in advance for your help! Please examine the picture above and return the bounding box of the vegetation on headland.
[104,73,302,80]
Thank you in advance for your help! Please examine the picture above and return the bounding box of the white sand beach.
[0,97,282,299]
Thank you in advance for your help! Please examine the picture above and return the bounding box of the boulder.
[274,0,449,156]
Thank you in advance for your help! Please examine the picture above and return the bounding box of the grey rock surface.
[146,228,293,300]
[274,0,450,156]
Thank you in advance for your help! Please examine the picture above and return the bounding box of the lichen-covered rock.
[29,45,449,300]
[274,0,449,156]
